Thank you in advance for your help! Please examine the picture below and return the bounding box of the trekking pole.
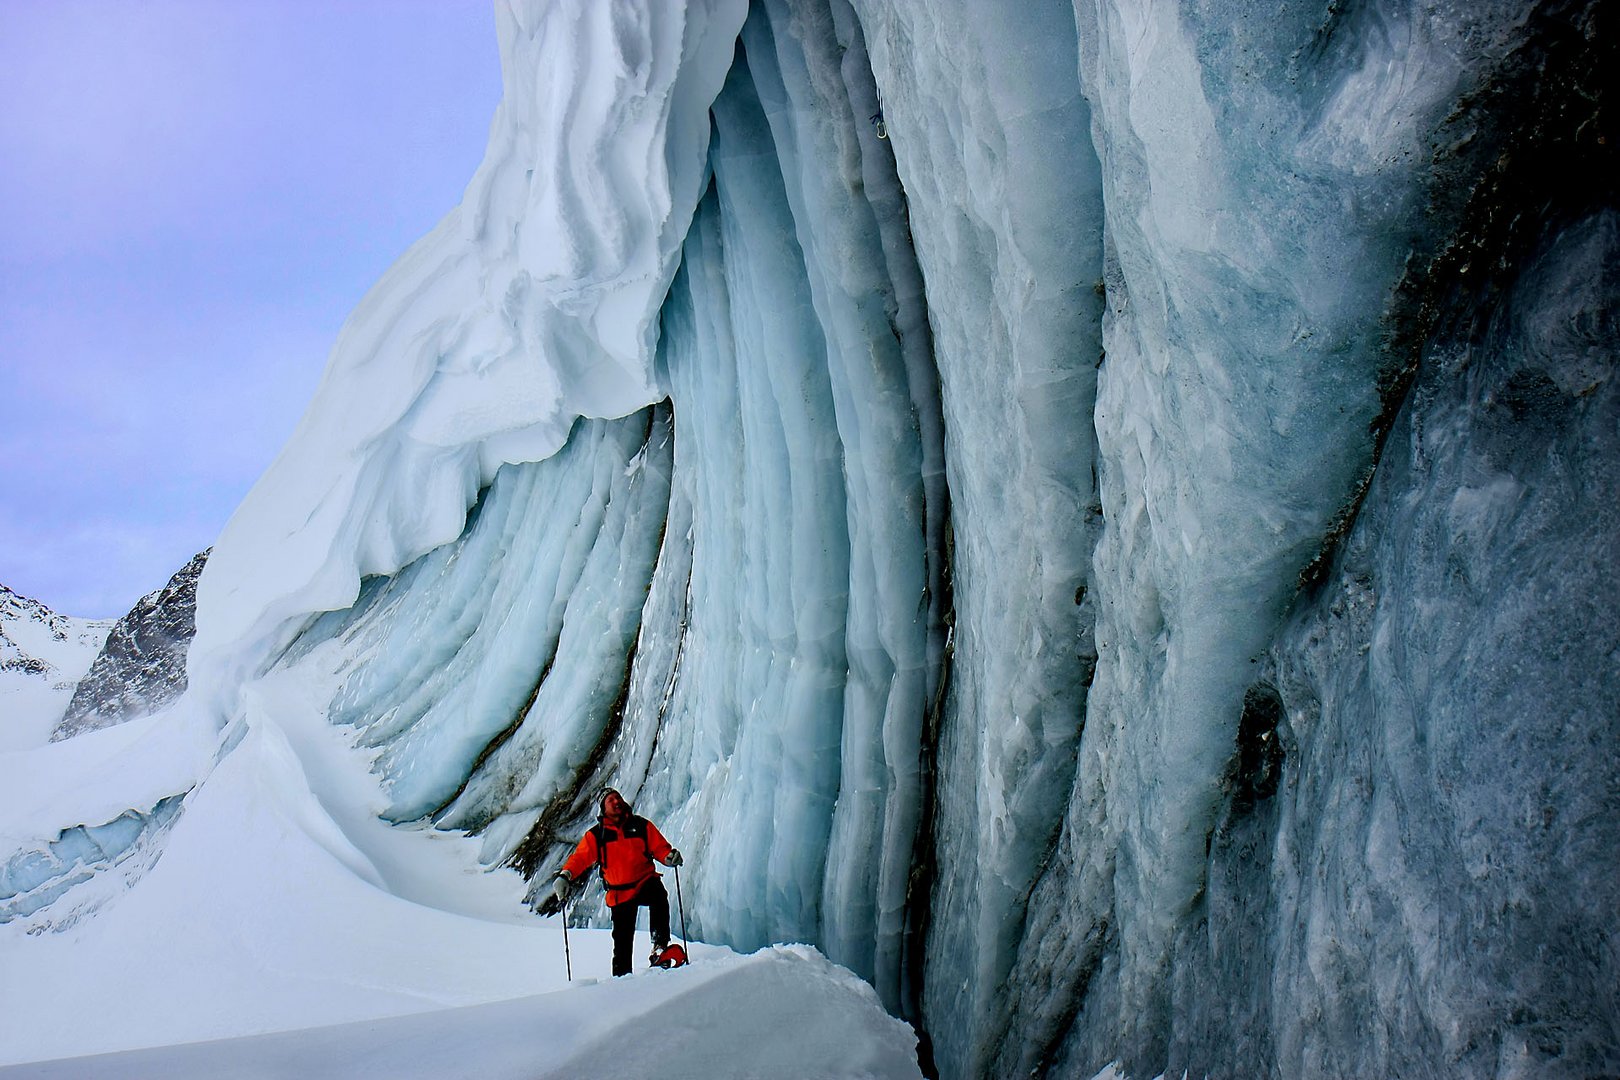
[674,862,689,952]
[561,900,573,983]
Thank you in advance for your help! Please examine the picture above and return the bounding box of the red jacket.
[561,815,673,907]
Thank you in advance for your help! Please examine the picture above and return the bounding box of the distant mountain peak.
[0,584,113,751]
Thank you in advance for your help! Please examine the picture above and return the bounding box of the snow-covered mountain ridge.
[5,1,1615,1078]
[0,586,111,752]
[0,548,207,749]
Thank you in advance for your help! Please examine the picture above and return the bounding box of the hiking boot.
[653,943,689,968]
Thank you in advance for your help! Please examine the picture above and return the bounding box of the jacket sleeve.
[560,830,598,881]
[645,820,674,864]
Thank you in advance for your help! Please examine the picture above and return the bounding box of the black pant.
[610,876,670,976]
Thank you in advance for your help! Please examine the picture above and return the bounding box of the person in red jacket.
[536,787,683,976]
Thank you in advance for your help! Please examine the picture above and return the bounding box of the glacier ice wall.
[178,0,1615,1077]
[1152,24,1620,1077]
[1172,205,1620,1079]
[189,0,748,708]
[849,0,1106,1069]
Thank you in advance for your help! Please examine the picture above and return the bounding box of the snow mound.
[2,946,921,1080]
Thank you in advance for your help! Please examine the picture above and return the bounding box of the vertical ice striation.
[733,1,946,1007]
[1025,1,1617,1076]
[1042,0,1435,1063]
[851,1,1106,1072]
[519,5,949,996]
[282,409,673,835]
[1151,10,1620,1076]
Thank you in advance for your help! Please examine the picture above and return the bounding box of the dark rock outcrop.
[53,550,209,740]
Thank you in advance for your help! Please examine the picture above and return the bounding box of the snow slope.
[0,586,111,752]
[0,656,917,1072]
[3,947,921,1080]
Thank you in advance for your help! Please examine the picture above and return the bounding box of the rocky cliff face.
[54,551,208,741]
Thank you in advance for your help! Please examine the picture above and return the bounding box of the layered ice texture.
[187,0,751,707]
[10,0,1615,1077]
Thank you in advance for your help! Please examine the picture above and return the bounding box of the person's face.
[603,791,627,818]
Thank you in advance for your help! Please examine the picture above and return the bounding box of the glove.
[665,848,683,867]
[535,873,575,917]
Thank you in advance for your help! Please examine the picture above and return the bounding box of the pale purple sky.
[0,1,501,618]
